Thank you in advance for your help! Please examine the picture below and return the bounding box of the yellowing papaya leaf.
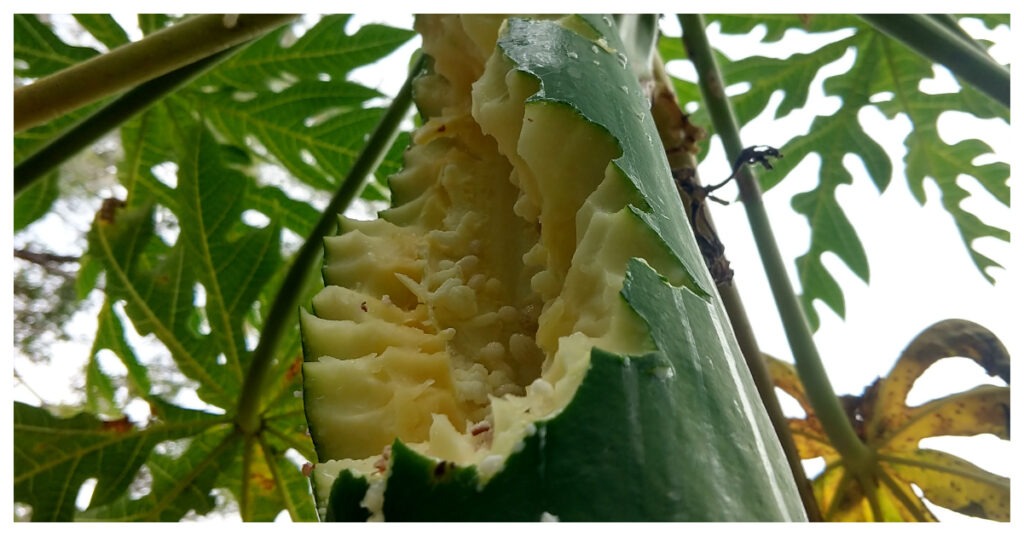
[213,435,317,522]
[869,319,1009,441]
[765,352,812,414]
[885,385,1009,449]
[880,449,1009,521]
[875,469,937,521]
[814,466,861,521]
[765,319,1010,521]
[789,418,837,461]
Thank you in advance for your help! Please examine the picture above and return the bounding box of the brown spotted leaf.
[880,449,1009,521]
[868,319,1009,441]
[765,319,1010,521]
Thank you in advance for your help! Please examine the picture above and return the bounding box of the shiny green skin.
[318,16,806,521]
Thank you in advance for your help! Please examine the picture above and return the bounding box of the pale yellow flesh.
[303,15,679,510]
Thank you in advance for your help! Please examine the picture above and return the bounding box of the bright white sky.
[6,7,1018,524]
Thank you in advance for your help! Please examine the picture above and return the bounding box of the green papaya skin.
[302,14,806,521]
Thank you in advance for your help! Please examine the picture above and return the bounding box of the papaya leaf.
[84,348,119,417]
[663,15,1009,329]
[864,22,1010,283]
[170,116,283,390]
[766,319,1010,521]
[725,39,852,134]
[258,448,318,522]
[246,184,321,237]
[261,351,318,463]
[13,400,228,521]
[880,449,1009,521]
[138,14,173,36]
[967,14,1009,30]
[707,14,862,44]
[87,202,234,407]
[788,418,835,461]
[867,319,1009,444]
[205,15,414,91]
[194,15,415,192]
[87,300,153,403]
[201,81,387,191]
[14,14,98,78]
[13,173,60,232]
[14,15,106,229]
[72,14,131,50]
[118,105,179,206]
[80,424,240,521]
[14,13,408,523]
[656,36,703,109]
[878,87,1010,282]
[218,436,317,521]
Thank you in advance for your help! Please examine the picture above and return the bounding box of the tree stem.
[14,14,298,133]
[15,44,242,195]
[679,14,870,468]
[235,55,423,436]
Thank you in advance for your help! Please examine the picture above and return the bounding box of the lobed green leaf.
[14,15,107,229]
[14,14,99,78]
[72,14,131,50]
[207,15,415,91]
[202,81,386,190]
[81,424,240,521]
[666,15,1008,328]
[87,301,153,401]
[13,174,60,232]
[13,401,227,521]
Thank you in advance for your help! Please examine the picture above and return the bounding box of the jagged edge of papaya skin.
[500,15,713,299]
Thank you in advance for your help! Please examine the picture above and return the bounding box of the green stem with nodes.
[14,44,242,196]
[235,55,424,436]
[859,14,1009,107]
[14,14,298,133]
[678,14,871,470]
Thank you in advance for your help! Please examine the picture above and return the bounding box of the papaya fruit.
[301,14,805,521]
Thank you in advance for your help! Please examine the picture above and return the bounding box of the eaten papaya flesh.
[301,14,805,522]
